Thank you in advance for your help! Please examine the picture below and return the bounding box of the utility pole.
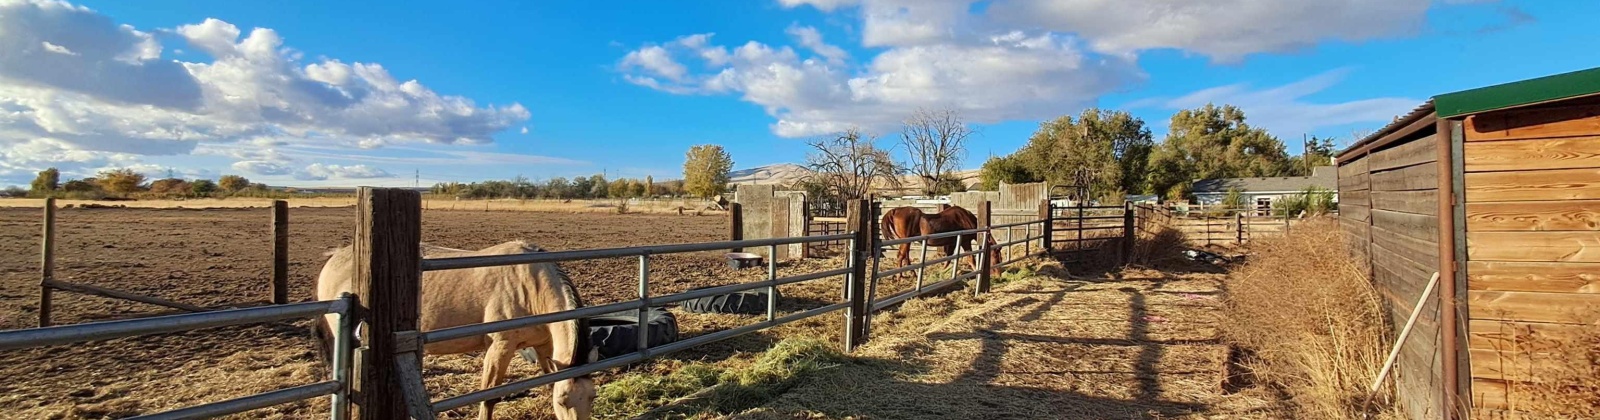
[414,169,419,188]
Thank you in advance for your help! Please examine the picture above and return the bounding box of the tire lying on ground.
[518,307,680,363]
[677,287,777,315]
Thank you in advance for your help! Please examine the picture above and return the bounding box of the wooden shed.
[1337,67,1600,419]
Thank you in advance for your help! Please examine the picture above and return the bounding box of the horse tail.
[310,317,334,370]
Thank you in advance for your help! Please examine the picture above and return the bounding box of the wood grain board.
[1465,136,1600,172]
[1465,200,1600,231]
[1372,162,1439,191]
[1465,167,1600,202]
[1465,104,1600,142]
[1467,290,1600,324]
[1468,319,1592,352]
[1372,135,1439,171]
[1373,209,1439,242]
[1371,190,1439,216]
[1372,224,1440,263]
[1468,261,1600,293]
[1467,231,1600,262]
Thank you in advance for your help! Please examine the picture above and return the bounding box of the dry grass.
[0,197,727,215]
[1224,218,1397,419]
[1487,317,1600,418]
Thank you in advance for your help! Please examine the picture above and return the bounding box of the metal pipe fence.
[0,295,358,420]
[407,232,856,416]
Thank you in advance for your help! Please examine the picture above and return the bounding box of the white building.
[1191,166,1337,213]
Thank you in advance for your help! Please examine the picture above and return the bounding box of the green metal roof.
[1434,67,1600,118]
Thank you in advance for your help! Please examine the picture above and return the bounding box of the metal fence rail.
[407,232,858,417]
[0,295,357,420]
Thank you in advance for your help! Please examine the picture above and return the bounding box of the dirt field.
[0,206,831,419]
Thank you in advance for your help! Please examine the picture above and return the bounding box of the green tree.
[629,180,647,198]
[607,178,629,198]
[644,175,655,197]
[218,175,251,192]
[30,167,59,196]
[62,179,97,192]
[1221,187,1246,210]
[1013,109,1152,200]
[191,177,219,196]
[683,144,734,198]
[588,174,608,198]
[1146,104,1291,200]
[95,168,147,194]
[977,155,1035,190]
[1287,136,1338,176]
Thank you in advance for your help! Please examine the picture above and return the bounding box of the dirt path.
[731,266,1285,419]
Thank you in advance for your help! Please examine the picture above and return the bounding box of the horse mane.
[511,241,594,370]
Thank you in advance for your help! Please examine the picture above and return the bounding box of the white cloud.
[296,163,391,180]
[40,41,77,55]
[520,126,529,134]
[231,160,293,175]
[1131,69,1423,137]
[0,0,534,185]
[786,25,849,64]
[620,0,1487,137]
[985,0,1441,62]
[776,0,859,11]
[622,29,1136,137]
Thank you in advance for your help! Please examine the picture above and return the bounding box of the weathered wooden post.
[843,199,871,351]
[271,200,289,305]
[351,187,422,420]
[728,202,744,252]
[976,200,994,294]
[39,197,55,328]
[1037,199,1052,257]
[1121,202,1135,265]
[1235,212,1244,245]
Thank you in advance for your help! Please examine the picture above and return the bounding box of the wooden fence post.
[39,197,55,328]
[1121,202,1134,265]
[271,200,289,305]
[351,187,422,420]
[976,201,993,294]
[1037,199,1052,256]
[843,199,871,351]
[728,202,743,253]
[1235,212,1244,245]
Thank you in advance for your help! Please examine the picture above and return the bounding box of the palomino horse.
[879,205,1002,274]
[315,241,596,420]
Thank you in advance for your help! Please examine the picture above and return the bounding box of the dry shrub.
[1494,318,1600,416]
[1129,223,1187,267]
[1224,219,1396,418]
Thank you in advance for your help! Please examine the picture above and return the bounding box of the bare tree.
[899,108,972,195]
[803,128,902,200]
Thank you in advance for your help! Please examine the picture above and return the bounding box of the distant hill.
[728,163,982,194]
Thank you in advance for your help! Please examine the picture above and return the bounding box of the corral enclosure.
[1337,67,1600,419]
[0,206,748,418]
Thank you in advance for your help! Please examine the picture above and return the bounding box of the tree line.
[980,104,1338,202]
[14,167,274,199]
[430,174,689,200]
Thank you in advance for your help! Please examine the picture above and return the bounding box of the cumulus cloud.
[622,27,1137,137]
[1130,69,1423,138]
[625,0,1490,137]
[0,0,532,184]
[296,163,392,181]
[231,160,293,175]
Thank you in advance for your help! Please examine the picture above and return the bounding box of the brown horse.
[880,205,1002,274]
[315,241,596,420]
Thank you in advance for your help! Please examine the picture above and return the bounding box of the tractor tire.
[520,307,680,363]
[677,287,775,315]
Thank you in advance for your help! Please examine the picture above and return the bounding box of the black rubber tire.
[519,307,680,363]
[677,287,776,315]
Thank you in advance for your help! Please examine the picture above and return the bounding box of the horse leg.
[897,242,912,269]
[942,243,957,273]
[478,339,517,420]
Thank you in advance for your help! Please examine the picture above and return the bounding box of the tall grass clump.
[1224,219,1395,418]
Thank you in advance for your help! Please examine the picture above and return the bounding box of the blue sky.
[1,0,1595,187]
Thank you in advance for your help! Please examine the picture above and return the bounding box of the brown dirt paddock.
[0,206,853,419]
